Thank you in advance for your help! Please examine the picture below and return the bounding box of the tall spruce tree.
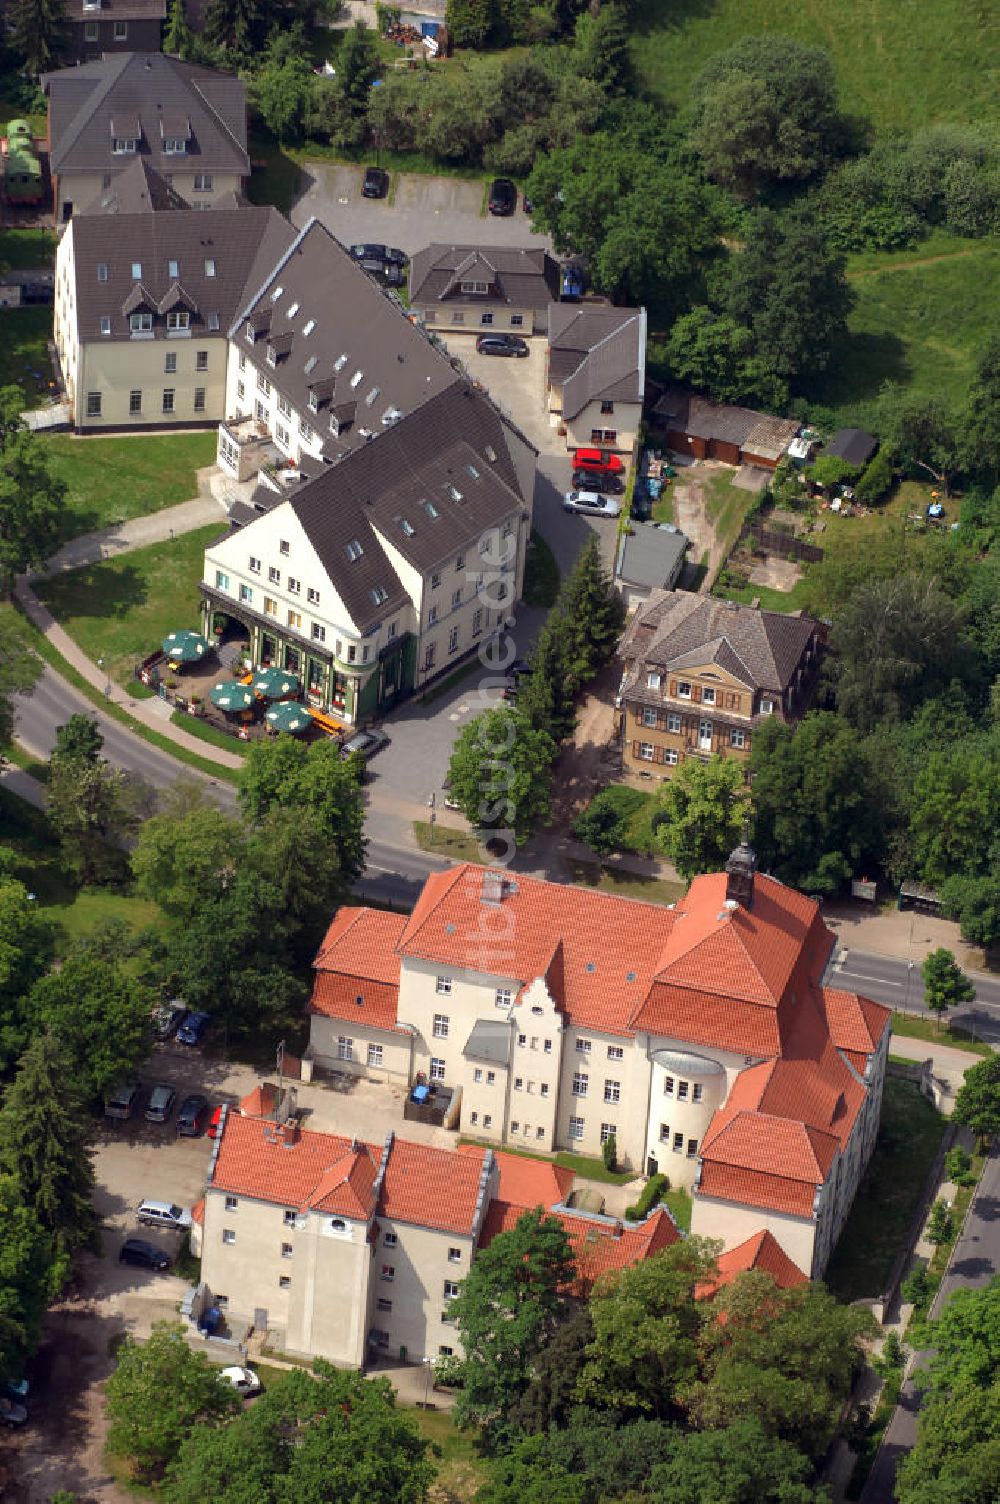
[10,0,67,75]
[0,1032,97,1267]
[163,0,193,56]
[559,534,626,683]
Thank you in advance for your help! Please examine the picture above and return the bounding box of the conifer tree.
[10,0,67,75]
[164,0,193,57]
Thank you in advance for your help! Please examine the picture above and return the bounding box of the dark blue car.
[176,1010,211,1046]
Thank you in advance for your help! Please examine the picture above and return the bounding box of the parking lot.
[292,162,553,258]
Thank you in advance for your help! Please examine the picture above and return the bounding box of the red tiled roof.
[191,1197,205,1226]
[699,1229,808,1296]
[631,983,783,1055]
[459,1147,573,1208]
[211,1113,372,1207]
[307,1148,378,1218]
[479,1201,679,1295]
[379,1139,488,1236]
[820,987,890,1055]
[240,1082,279,1119]
[702,1110,839,1182]
[308,973,401,1031]
[697,1161,818,1218]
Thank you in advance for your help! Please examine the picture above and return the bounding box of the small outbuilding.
[615,523,688,612]
[825,428,878,469]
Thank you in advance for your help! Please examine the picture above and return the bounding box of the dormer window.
[647,671,661,690]
[422,499,439,519]
[287,301,300,319]
[345,539,364,562]
[303,355,318,375]
[163,138,186,155]
[129,312,152,333]
[677,680,692,699]
[460,280,489,295]
[365,386,380,407]
[350,370,363,389]
[245,322,254,342]
[400,519,414,537]
[113,138,138,155]
[371,585,388,605]
[266,344,277,368]
[208,312,220,329]
[166,311,189,331]
[447,485,462,501]
[271,285,284,303]
[308,390,319,412]
[168,260,179,278]
[334,353,348,371]
[302,319,315,336]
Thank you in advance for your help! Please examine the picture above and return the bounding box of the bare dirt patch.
[747,556,803,592]
[668,461,739,591]
[548,660,621,826]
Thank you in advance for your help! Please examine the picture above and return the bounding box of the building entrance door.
[698,718,713,750]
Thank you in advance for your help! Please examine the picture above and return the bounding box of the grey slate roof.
[619,590,818,696]
[282,381,533,630]
[652,387,799,463]
[70,202,295,342]
[43,53,248,180]
[547,304,645,420]
[234,219,463,460]
[463,1018,512,1066]
[409,243,560,313]
[78,156,188,214]
[826,428,877,468]
[616,525,687,592]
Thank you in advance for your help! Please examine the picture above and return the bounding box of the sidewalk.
[823,898,980,970]
[37,476,222,577]
[887,1034,979,1088]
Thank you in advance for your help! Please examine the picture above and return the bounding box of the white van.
[136,1199,192,1231]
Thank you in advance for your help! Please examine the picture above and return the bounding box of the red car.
[206,1104,224,1139]
[572,448,625,476]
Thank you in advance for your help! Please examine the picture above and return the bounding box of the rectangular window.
[483,1114,492,1128]
[665,749,679,766]
[451,588,462,609]
[730,729,746,748]
[384,1232,397,1247]
[687,1138,699,1158]
[239,584,253,603]
[664,1076,674,1096]
[433,1014,449,1039]
[761,697,775,715]
[162,389,175,414]
[86,391,102,417]
[300,421,314,443]
[222,1229,236,1244]
[486,1071,496,1085]
[540,1082,549,1097]
[693,1083,703,1102]
[287,577,300,594]
[673,1132,684,1153]
[225,1195,238,1212]
[130,312,152,333]
[473,1068,482,1083]
[702,686,716,705]
[667,712,682,734]
[279,1275,291,1290]
[377,1297,392,1312]
[85,20,97,38]
[470,1111,478,1125]
[678,1081,689,1101]
[607,1045,624,1061]
[677,681,692,699]
[268,566,280,583]
[196,350,208,372]
[249,556,261,574]
[448,626,459,654]
[639,742,654,761]
[511,314,523,327]
[311,624,326,643]
[166,311,189,331]
[443,1280,460,1300]
[194,388,206,413]
[646,671,661,690]
[367,1043,383,1067]
[215,571,230,591]
[590,428,617,443]
[129,389,141,415]
[642,707,657,727]
[307,586,319,604]
[113,19,128,37]
[472,608,483,637]
[660,1123,670,1141]
[576,1038,592,1055]
[495,988,512,1008]
[236,381,245,401]
[448,1247,462,1263]
[288,608,301,629]
[283,1209,297,1226]
[281,1242,293,1258]
[194,174,213,193]
[264,597,277,617]
[430,1057,446,1082]
[543,1040,552,1055]
[428,605,438,626]
[600,400,614,415]
[572,1072,588,1097]
[600,1122,616,1144]
[337,1036,353,1061]
[604,1080,621,1104]
[100,317,111,335]
[257,372,271,395]
[514,1077,523,1091]
[164,351,177,374]
[436,977,452,995]
[569,1116,584,1141]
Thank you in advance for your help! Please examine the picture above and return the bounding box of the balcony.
[217,415,281,484]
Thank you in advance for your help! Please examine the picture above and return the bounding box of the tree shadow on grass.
[37,562,148,624]
[801,329,911,413]
[630,0,717,38]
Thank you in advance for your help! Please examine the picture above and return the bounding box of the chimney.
[278,1117,300,1147]
[724,828,756,910]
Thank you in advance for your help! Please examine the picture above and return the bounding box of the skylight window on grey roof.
[350,370,364,389]
[334,353,348,371]
[168,260,179,278]
[304,355,318,375]
[302,319,315,336]
[97,263,108,283]
[400,518,415,536]
[422,499,439,519]
[271,285,284,302]
[345,539,364,562]
[287,301,300,318]
[485,445,497,462]
[205,259,216,277]
[208,312,220,330]
[131,262,142,280]
[381,407,403,426]
[447,485,463,501]
[465,463,480,479]
[364,386,380,407]
[370,585,388,605]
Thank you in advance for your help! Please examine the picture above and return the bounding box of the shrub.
[901,1263,931,1309]
[624,1171,668,1222]
[602,1131,618,1173]
[807,454,858,490]
[855,448,893,505]
[926,1199,954,1246]
[944,1145,975,1187]
[572,785,649,856]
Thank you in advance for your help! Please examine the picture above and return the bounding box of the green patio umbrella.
[266,700,312,734]
[163,629,211,663]
[251,665,300,699]
[209,681,254,712]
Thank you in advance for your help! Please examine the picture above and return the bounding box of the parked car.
[573,468,623,494]
[341,728,390,764]
[176,1010,211,1046]
[176,1095,210,1136]
[573,447,625,476]
[488,177,517,215]
[219,1366,261,1397]
[563,489,621,518]
[152,1000,187,1040]
[137,1198,192,1229]
[362,166,389,199]
[119,1237,172,1271]
[207,1104,225,1139]
[0,1397,27,1428]
[476,333,528,358]
[561,266,584,300]
[349,242,407,267]
[144,1084,177,1124]
[104,1079,142,1121]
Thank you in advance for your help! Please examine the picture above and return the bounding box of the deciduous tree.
[0,871,55,1072]
[921,947,975,1027]
[46,751,146,884]
[0,386,66,595]
[239,737,366,881]
[132,783,243,921]
[25,944,152,1102]
[650,1418,825,1504]
[0,613,39,750]
[649,757,749,881]
[952,1055,1000,1148]
[447,705,556,844]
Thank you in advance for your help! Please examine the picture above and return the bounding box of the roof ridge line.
[52,51,133,170]
[229,212,312,338]
[188,73,248,163]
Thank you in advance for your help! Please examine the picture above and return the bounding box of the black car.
[350,242,407,267]
[176,1094,210,1136]
[488,177,517,216]
[120,1237,172,1271]
[476,333,528,358]
[573,469,624,494]
[362,166,389,199]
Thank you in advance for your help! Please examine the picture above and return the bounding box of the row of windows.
[423,309,525,327]
[664,1076,704,1102]
[568,1117,617,1144]
[247,563,320,606]
[98,260,216,284]
[468,1110,493,1128]
[659,1126,700,1157]
[513,1078,550,1098]
[510,1121,546,1140]
[570,1074,621,1103]
[426,593,502,632]
[337,1038,384,1067]
[87,387,204,417]
[89,18,129,38]
[518,1033,552,1053]
[576,1039,625,1060]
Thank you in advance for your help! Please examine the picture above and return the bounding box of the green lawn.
[0,307,54,408]
[566,859,685,907]
[35,525,221,689]
[0,227,55,271]
[889,1010,993,1058]
[408,1405,488,1504]
[247,132,303,217]
[632,0,1000,134]
[702,468,757,559]
[170,709,246,756]
[664,1186,692,1232]
[414,821,484,862]
[45,431,218,544]
[825,1077,947,1302]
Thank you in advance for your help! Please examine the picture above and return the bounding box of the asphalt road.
[862,1141,1000,1503]
[827,946,1000,1043]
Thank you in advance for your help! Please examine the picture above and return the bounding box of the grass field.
[44,431,218,544]
[35,525,220,689]
[0,227,55,271]
[825,1076,946,1302]
[889,1010,992,1058]
[566,859,685,907]
[0,307,54,408]
[632,0,1000,135]
[409,1405,487,1504]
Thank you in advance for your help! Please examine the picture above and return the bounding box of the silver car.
[563,489,621,518]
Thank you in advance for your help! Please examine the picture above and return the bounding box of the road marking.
[836,970,906,989]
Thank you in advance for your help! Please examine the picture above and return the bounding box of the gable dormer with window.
[244,307,271,345]
[122,282,156,337]
[110,116,140,155]
[159,115,191,155]
[266,331,293,368]
[158,283,198,335]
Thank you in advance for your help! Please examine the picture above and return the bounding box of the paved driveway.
[292,163,552,258]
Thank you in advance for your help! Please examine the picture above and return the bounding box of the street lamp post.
[427,792,436,847]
